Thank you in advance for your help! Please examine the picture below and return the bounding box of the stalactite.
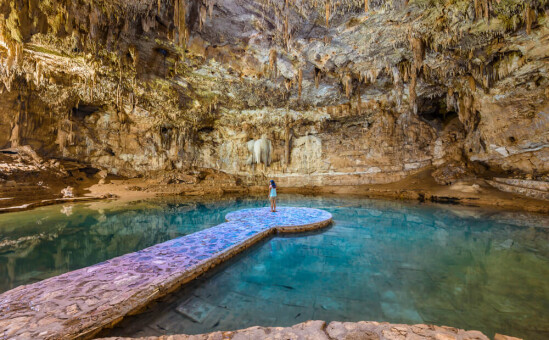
[269,48,278,79]
[474,0,481,20]
[409,35,425,71]
[391,66,400,85]
[34,61,44,86]
[480,62,491,89]
[5,42,24,70]
[356,82,362,114]
[129,92,136,112]
[409,66,417,115]
[391,66,403,105]
[494,53,525,80]
[482,0,490,20]
[116,84,121,111]
[314,67,321,88]
[284,113,293,169]
[342,73,352,98]
[325,1,330,27]
[446,88,457,112]
[283,13,290,49]
[199,4,207,31]
[10,101,22,148]
[174,0,187,46]
[129,45,139,68]
[468,75,476,92]
[474,0,491,21]
[366,68,379,83]
[457,93,476,131]
[525,4,534,35]
[298,68,303,98]
[142,14,156,32]
[208,0,214,18]
[401,62,410,82]
[5,43,15,71]
[69,120,75,145]
[364,0,368,13]
[284,78,292,92]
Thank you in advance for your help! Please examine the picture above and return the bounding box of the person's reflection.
[60,205,73,216]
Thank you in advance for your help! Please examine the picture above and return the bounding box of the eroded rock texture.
[100,320,491,340]
[0,0,548,185]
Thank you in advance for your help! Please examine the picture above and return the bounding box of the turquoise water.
[0,197,264,293]
[99,196,549,340]
[1,196,549,339]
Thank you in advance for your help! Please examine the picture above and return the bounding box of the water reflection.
[0,197,268,293]
[2,196,549,339]
[101,197,549,340]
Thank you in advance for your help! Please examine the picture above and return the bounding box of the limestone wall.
[1,0,548,185]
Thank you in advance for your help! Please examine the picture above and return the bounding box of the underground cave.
[1,0,549,339]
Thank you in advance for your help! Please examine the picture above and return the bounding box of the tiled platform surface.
[0,207,332,340]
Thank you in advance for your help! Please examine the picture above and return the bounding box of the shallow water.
[0,197,265,293]
[1,196,549,339]
[98,196,549,340]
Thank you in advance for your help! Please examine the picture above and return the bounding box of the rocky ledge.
[0,207,332,339]
[100,319,518,340]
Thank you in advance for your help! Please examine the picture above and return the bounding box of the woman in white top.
[268,179,277,212]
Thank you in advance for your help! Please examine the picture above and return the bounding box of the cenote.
[1,196,549,340]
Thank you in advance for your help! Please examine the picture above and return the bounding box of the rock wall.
[1,0,548,185]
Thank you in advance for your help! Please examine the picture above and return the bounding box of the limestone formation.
[61,186,74,198]
[246,136,273,167]
[0,1,548,190]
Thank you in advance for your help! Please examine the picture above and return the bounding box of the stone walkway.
[0,207,332,340]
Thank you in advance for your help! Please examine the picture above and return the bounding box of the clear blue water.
[0,197,264,293]
[1,196,549,339]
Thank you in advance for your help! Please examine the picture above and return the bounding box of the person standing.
[269,179,277,212]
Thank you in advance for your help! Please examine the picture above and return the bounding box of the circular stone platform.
[225,207,333,231]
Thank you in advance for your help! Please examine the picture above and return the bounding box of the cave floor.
[1,164,548,215]
[82,168,549,215]
[280,169,549,214]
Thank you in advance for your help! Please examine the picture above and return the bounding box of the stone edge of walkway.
[0,207,332,340]
[97,320,500,340]
[225,207,333,233]
[80,208,333,339]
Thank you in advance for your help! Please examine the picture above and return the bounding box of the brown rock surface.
[494,334,523,340]
[98,320,493,340]
[0,0,547,196]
